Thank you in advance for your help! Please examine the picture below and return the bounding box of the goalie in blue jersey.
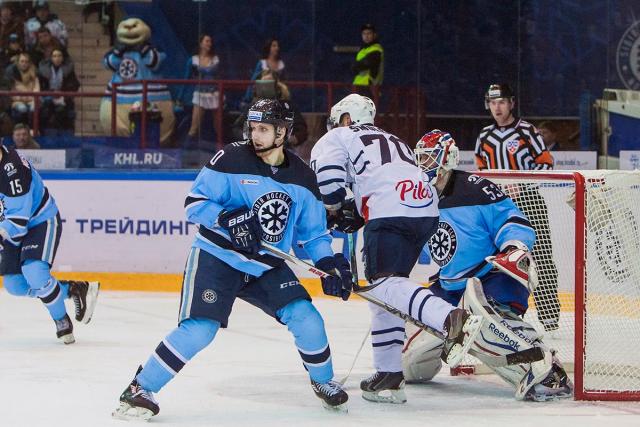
[113,99,353,421]
[402,130,572,402]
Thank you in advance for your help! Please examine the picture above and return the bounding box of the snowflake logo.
[118,58,138,80]
[428,221,457,266]
[202,289,217,304]
[253,191,293,243]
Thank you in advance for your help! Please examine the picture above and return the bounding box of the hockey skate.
[522,364,573,402]
[67,281,100,324]
[310,379,349,412]
[360,371,407,404]
[441,308,483,368]
[112,366,160,421]
[54,313,75,344]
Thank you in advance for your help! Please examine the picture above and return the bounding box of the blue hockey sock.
[137,317,219,393]
[278,299,334,384]
[22,260,68,321]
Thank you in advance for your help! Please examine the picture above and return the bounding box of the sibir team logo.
[395,179,434,208]
[617,21,640,90]
[506,139,520,154]
[428,221,457,266]
[118,58,138,80]
[202,289,217,304]
[253,191,293,243]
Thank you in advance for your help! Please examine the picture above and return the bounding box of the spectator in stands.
[242,38,286,106]
[10,122,39,149]
[0,4,23,48]
[24,1,67,49]
[536,121,561,151]
[8,52,40,125]
[182,34,221,139]
[29,26,62,66]
[0,32,23,70]
[352,23,384,100]
[38,47,79,132]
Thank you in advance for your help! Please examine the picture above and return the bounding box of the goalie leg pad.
[463,277,572,399]
[402,322,443,383]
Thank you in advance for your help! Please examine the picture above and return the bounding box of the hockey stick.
[260,243,542,367]
[338,233,370,386]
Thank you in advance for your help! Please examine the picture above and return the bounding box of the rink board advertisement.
[30,171,436,292]
[458,150,597,170]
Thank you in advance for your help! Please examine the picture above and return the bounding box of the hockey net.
[456,170,640,401]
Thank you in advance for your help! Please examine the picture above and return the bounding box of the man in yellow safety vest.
[352,23,384,99]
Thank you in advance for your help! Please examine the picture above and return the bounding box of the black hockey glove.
[327,199,365,233]
[218,207,263,256]
[315,254,353,301]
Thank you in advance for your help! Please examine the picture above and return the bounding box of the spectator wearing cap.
[24,1,68,49]
[10,123,40,149]
[0,32,24,71]
[351,23,384,99]
[0,4,23,48]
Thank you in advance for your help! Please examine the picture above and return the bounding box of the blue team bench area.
[3,135,217,169]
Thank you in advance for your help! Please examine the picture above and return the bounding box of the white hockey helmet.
[414,129,459,183]
[327,94,376,130]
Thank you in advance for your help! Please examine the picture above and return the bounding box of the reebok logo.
[499,319,534,345]
[488,322,521,351]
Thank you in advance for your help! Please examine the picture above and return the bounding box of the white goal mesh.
[460,170,640,400]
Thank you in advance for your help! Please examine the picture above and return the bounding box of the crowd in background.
[0,1,78,145]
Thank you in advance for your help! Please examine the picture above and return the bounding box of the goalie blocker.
[403,278,572,401]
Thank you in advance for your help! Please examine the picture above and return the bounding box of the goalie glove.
[485,242,538,293]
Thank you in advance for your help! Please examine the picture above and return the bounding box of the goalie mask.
[244,99,294,152]
[414,129,459,183]
[327,94,376,130]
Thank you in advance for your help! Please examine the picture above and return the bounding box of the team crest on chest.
[428,221,457,266]
[253,191,293,243]
[506,139,520,154]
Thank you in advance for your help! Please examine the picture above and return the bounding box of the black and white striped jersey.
[474,118,554,170]
[310,124,439,222]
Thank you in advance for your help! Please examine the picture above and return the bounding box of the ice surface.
[1,292,639,427]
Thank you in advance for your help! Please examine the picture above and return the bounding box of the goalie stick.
[260,242,543,368]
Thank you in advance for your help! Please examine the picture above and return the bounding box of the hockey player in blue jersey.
[310,94,483,405]
[0,146,99,344]
[402,130,572,401]
[113,99,353,421]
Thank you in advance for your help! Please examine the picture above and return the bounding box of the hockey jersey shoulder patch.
[0,147,33,196]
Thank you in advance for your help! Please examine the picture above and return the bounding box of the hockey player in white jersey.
[310,94,483,404]
[402,129,572,401]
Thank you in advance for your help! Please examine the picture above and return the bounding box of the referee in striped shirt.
[475,83,560,332]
